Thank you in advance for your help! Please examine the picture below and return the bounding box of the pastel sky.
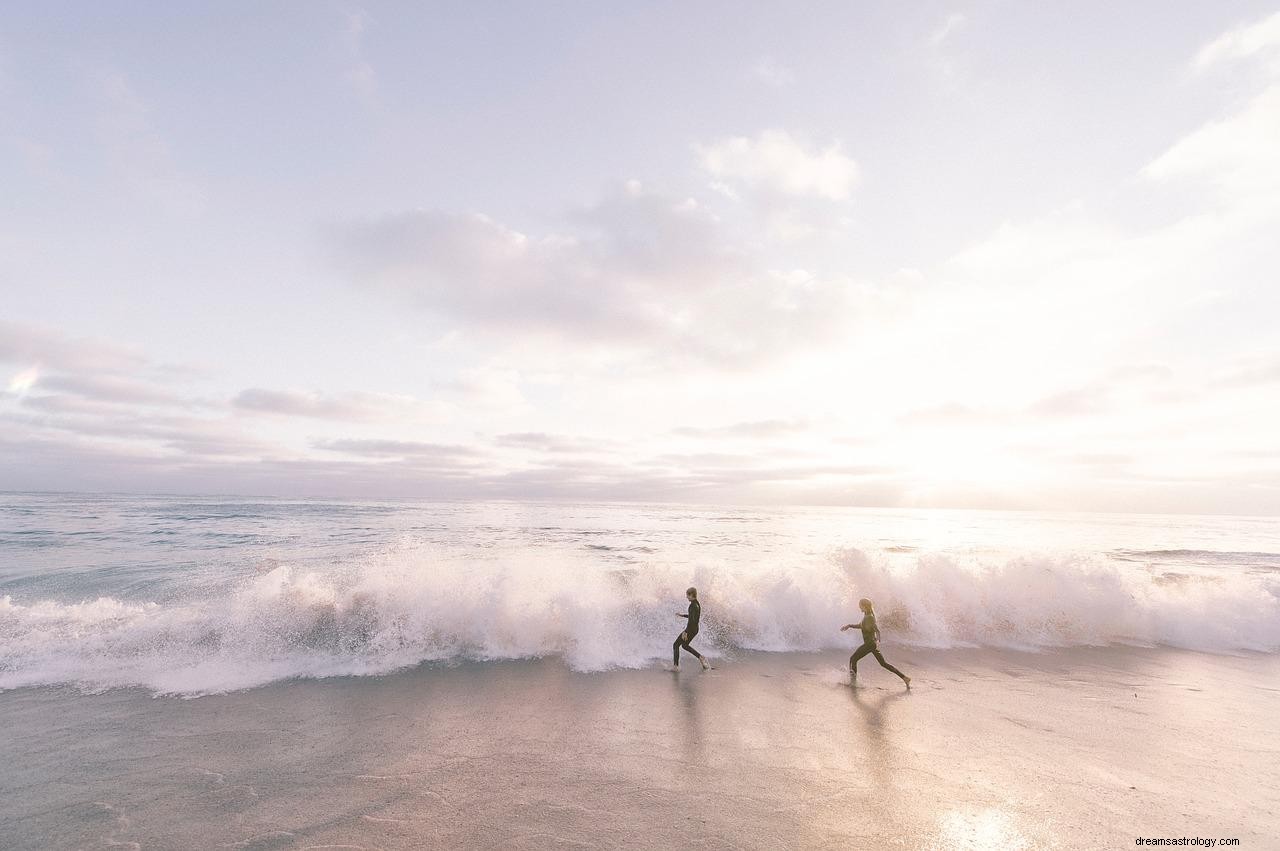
[3,2,1280,513]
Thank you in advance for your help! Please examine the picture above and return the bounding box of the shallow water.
[3,647,1277,850]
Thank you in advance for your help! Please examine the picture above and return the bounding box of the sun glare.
[892,431,1036,503]
[6,366,39,396]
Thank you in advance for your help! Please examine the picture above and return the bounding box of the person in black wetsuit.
[841,597,910,688]
[673,586,711,670]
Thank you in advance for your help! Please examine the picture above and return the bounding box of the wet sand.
[2,646,1277,849]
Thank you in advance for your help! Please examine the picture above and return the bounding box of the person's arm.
[840,616,865,632]
[677,612,689,618]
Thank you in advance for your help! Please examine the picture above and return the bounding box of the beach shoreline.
[3,645,1276,849]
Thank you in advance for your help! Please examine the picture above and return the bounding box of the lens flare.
[6,366,39,396]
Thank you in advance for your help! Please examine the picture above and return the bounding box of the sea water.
[1,492,1277,695]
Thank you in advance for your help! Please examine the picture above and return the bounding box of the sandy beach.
[3,646,1276,850]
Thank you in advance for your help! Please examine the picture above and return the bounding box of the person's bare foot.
[903,676,911,689]
[700,659,712,671]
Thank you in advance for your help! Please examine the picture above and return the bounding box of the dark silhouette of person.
[673,586,711,670]
[841,597,910,688]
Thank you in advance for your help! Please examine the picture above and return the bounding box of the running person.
[841,598,910,687]
[673,586,711,670]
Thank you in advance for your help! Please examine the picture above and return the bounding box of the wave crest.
[1,546,1276,695]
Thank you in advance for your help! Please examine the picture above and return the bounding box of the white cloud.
[0,321,213,414]
[1142,85,1280,198]
[40,373,195,408]
[314,438,479,463]
[949,204,1117,278]
[327,182,865,367]
[1155,12,1280,198]
[929,13,966,47]
[1193,10,1280,71]
[328,202,717,339]
[672,419,807,439]
[232,388,446,422]
[493,432,613,454]
[697,130,859,202]
[890,14,1280,504]
[0,320,148,373]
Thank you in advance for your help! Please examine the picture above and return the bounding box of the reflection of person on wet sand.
[848,687,910,798]
[671,666,707,761]
[850,685,911,725]
[673,587,711,671]
[841,598,910,688]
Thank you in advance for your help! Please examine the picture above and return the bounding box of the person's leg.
[681,630,709,668]
[850,642,873,676]
[872,647,909,683]
[673,634,684,666]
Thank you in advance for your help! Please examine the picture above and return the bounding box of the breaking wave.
[2,546,1277,696]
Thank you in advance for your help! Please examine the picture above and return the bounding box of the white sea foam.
[1,545,1276,696]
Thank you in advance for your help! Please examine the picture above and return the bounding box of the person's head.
[859,597,874,614]
[686,587,698,601]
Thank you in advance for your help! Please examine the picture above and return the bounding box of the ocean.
[4,493,1280,848]
[3,492,1277,696]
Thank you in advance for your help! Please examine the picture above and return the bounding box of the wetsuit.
[850,612,908,681]
[674,599,704,665]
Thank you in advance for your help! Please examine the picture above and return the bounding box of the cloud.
[1193,11,1280,71]
[1026,387,1111,418]
[932,87,1279,406]
[232,387,445,422]
[1142,85,1280,199]
[473,453,897,503]
[568,181,736,282]
[928,13,966,47]
[894,364,1182,427]
[949,205,1115,278]
[494,432,613,454]
[1147,12,1280,204]
[671,419,808,439]
[0,421,899,505]
[326,182,864,367]
[697,130,859,202]
[1,320,207,414]
[313,438,480,464]
[1027,366,1182,419]
[1220,355,1280,387]
[1062,452,1134,469]
[898,403,1001,427]
[37,373,194,407]
[0,320,148,374]
[326,196,723,339]
[4,402,275,460]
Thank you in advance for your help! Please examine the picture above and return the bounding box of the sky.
[2,1,1280,513]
